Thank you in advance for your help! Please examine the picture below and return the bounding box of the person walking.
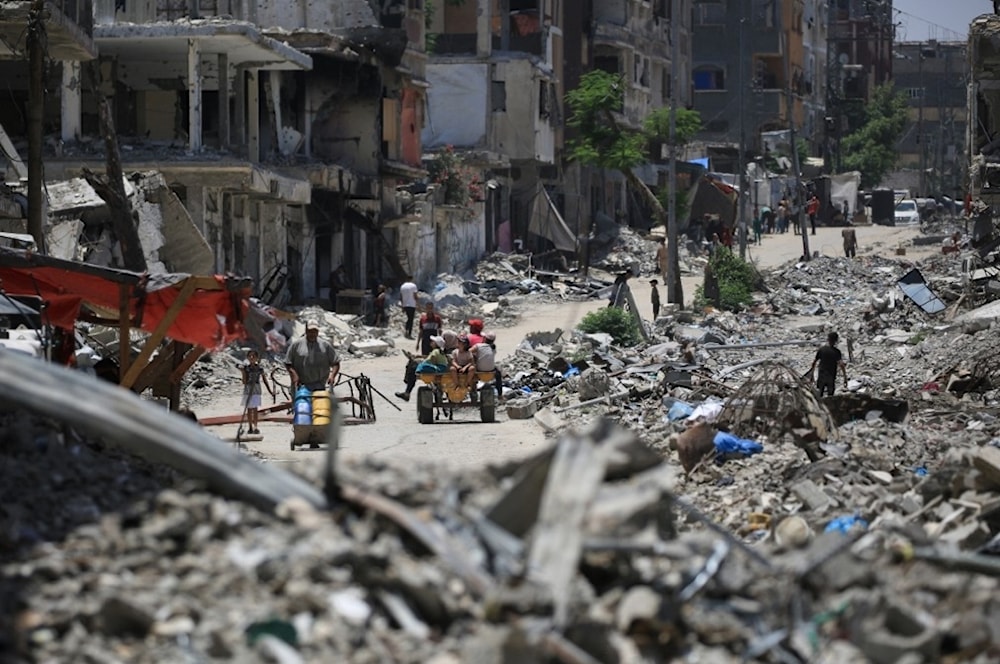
[807,194,820,235]
[649,278,661,319]
[373,284,388,327]
[241,349,274,434]
[809,332,847,397]
[399,276,418,339]
[655,237,668,280]
[752,209,763,245]
[284,320,341,392]
[842,226,858,258]
[416,301,443,355]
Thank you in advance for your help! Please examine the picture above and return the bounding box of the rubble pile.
[4,403,1000,663]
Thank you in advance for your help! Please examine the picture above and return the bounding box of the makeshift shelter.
[0,247,251,408]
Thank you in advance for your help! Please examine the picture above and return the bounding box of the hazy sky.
[893,0,985,41]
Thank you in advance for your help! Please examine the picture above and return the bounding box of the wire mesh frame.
[717,361,838,443]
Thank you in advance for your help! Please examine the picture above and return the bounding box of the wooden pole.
[120,279,197,388]
[26,0,45,250]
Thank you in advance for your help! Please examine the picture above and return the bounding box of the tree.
[840,84,908,189]
[566,70,701,304]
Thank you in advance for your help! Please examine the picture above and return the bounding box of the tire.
[417,386,434,424]
[480,386,496,423]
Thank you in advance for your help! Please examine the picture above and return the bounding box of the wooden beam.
[118,283,131,382]
[169,344,205,384]
[0,348,328,513]
[169,342,192,410]
[120,279,197,389]
[131,340,178,395]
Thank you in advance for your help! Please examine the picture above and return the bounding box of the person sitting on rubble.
[809,331,847,397]
[450,334,476,390]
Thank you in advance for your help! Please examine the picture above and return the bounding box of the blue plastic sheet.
[713,431,763,457]
[668,401,695,421]
[564,365,580,378]
[824,514,869,535]
[914,466,928,477]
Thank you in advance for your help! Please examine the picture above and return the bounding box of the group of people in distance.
[395,311,498,401]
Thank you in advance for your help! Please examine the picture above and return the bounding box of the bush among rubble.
[694,248,758,312]
[578,307,641,347]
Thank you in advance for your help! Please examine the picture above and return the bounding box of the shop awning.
[0,248,250,349]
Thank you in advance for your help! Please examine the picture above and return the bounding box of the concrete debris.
[11,226,1000,662]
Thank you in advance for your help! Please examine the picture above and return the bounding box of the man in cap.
[285,320,341,392]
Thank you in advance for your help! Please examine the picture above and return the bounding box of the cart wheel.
[480,386,496,423]
[417,386,434,424]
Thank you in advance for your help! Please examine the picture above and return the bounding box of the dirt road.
[200,223,933,470]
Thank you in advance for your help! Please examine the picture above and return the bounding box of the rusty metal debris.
[717,361,837,459]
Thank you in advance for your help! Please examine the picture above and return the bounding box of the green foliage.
[796,137,810,167]
[644,107,704,147]
[427,145,482,206]
[578,307,641,347]
[656,187,690,223]
[565,70,702,171]
[693,248,758,311]
[840,84,909,189]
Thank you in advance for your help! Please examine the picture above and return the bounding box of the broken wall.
[395,211,437,289]
[422,62,488,149]
[310,70,381,174]
[490,59,556,163]
[434,204,485,276]
[255,0,378,33]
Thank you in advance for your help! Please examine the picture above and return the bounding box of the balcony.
[94,0,254,26]
[0,0,96,60]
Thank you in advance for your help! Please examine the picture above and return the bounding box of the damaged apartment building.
[423,0,692,259]
[1,0,694,297]
[0,0,467,303]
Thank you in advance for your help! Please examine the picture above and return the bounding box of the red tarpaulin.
[0,250,250,350]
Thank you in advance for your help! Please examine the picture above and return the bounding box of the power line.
[893,8,967,42]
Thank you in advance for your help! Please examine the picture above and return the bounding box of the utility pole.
[781,5,809,260]
[737,8,749,259]
[917,42,926,197]
[26,0,45,250]
[666,0,682,305]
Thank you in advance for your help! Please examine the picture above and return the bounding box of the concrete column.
[60,60,82,143]
[187,39,203,152]
[247,69,259,163]
[233,65,246,153]
[217,53,230,148]
[476,0,491,57]
[303,84,312,158]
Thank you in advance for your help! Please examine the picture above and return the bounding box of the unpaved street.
[198,223,932,470]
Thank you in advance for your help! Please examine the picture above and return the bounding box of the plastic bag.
[824,514,869,535]
[712,431,763,457]
[667,401,695,421]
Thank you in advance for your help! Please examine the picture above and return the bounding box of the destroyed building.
[0,0,480,302]
[970,13,1000,212]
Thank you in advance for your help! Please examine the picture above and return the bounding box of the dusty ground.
[196,223,934,470]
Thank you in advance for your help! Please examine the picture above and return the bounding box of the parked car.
[894,199,920,226]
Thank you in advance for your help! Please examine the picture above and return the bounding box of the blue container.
[293,387,312,426]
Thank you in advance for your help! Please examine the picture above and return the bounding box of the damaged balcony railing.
[94,0,252,26]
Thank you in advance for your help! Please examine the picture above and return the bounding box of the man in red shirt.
[467,318,485,346]
[416,302,443,355]
[807,194,820,235]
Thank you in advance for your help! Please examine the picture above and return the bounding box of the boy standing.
[809,332,848,396]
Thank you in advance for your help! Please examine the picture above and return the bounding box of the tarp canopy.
[528,186,577,253]
[0,248,251,349]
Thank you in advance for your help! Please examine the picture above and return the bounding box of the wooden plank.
[121,278,197,388]
[0,347,327,513]
[118,283,131,382]
[169,344,205,384]
[527,419,618,628]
